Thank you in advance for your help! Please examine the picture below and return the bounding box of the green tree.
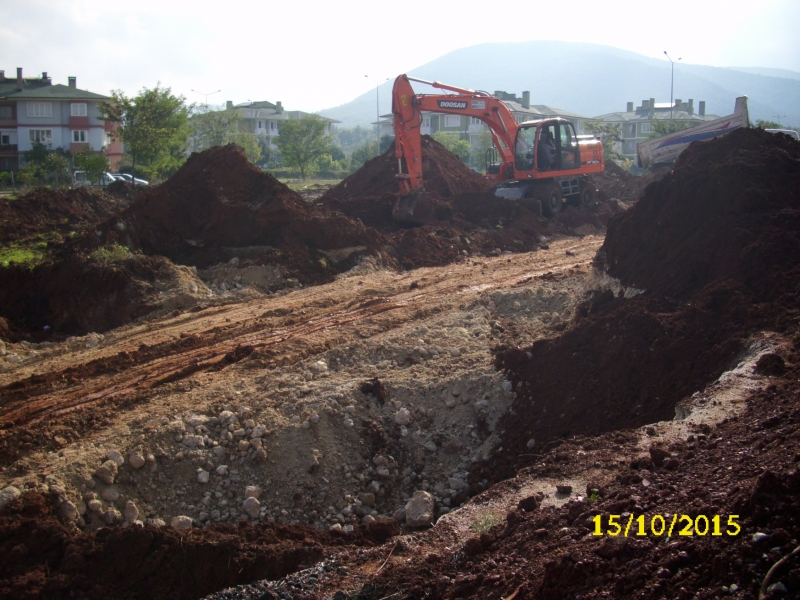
[23,142,52,166]
[585,122,625,162]
[329,144,345,162]
[16,164,40,187]
[755,119,784,129]
[468,131,494,171]
[350,140,379,170]
[648,117,693,139]
[274,115,332,179]
[99,84,190,181]
[433,132,471,162]
[44,152,70,187]
[190,105,241,149]
[230,131,262,164]
[74,150,110,185]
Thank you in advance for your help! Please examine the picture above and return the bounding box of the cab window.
[514,126,537,171]
[559,122,580,169]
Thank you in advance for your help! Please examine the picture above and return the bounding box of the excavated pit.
[479,127,800,485]
[0,131,800,600]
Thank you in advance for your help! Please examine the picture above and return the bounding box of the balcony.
[0,144,17,154]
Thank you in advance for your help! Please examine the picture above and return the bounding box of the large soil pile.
[480,127,800,483]
[96,145,380,269]
[0,187,131,244]
[603,127,800,303]
[324,135,490,204]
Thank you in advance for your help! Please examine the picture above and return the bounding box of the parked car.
[73,171,120,187]
[114,173,149,185]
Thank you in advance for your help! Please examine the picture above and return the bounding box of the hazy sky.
[2,0,798,112]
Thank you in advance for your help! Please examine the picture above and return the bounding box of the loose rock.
[243,496,261,519]
[0,486,21,513]
[404,490,435,528]
[171,515,193,531]
[95,460,118,485]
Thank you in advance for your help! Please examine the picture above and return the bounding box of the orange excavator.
[391,74,604,223]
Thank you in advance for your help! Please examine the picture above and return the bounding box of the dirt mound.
[323,136,490,207]
[0,492,397,600]
[479,127,800,484]
[603,127,800,302]
[0,187,131,244]
[593,160,670,205]
[0,252,208,339]
[96,144,381,269]
[105,179,148,202]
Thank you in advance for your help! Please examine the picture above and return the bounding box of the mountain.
[318,41,800,128]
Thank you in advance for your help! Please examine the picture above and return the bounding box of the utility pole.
[365,75,389,153]
[664,52,681,120]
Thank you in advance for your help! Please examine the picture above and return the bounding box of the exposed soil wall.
[0,254,208,339]
[480,128,800,484]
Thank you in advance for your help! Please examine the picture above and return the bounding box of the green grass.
[0,247,42,267]
[90,244,133,264]
[280,178,342,191]
[470,508,505,534]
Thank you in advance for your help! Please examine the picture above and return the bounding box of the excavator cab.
[514,120,580,175]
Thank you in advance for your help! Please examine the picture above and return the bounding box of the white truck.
[637,96,749,168]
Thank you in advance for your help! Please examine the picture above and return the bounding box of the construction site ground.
[1,128,799,600]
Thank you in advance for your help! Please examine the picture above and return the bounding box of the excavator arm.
[392,74,519,195]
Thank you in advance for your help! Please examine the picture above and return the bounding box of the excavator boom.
[391,74,604,223]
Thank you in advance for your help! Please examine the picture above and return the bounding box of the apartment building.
[0,68,122,171]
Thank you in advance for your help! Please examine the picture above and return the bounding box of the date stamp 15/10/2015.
[592,514,741,537]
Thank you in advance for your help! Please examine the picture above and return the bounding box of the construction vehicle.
[391,74,604,223]
[636,96,749,168]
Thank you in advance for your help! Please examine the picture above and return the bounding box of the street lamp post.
[191,89,221,110]
[365,75,389,152]
[663,52,681,120]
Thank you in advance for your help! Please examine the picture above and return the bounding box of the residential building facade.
[592,98,719,160]
[0,68,122,171]
[189,100,339,159]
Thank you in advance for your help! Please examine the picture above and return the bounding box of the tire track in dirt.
[0,237,601,428]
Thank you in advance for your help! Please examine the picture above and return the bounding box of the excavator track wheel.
[541,184,564,217]
[581,184,596,207]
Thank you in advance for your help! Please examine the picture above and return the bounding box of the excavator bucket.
[392,191,436,225]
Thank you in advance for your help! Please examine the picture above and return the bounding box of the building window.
[258,121,263,129]
[422,117,431,128]
[1,134,10,145]
[29,129,53,144]
[0,106,12,119]
[27,102,53,118]
[641,123,653,134]
[71,103,88,117]
[470,117,483,126]
[72,130,88,143]
[270,121,276,131]
[444,115,460,127]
